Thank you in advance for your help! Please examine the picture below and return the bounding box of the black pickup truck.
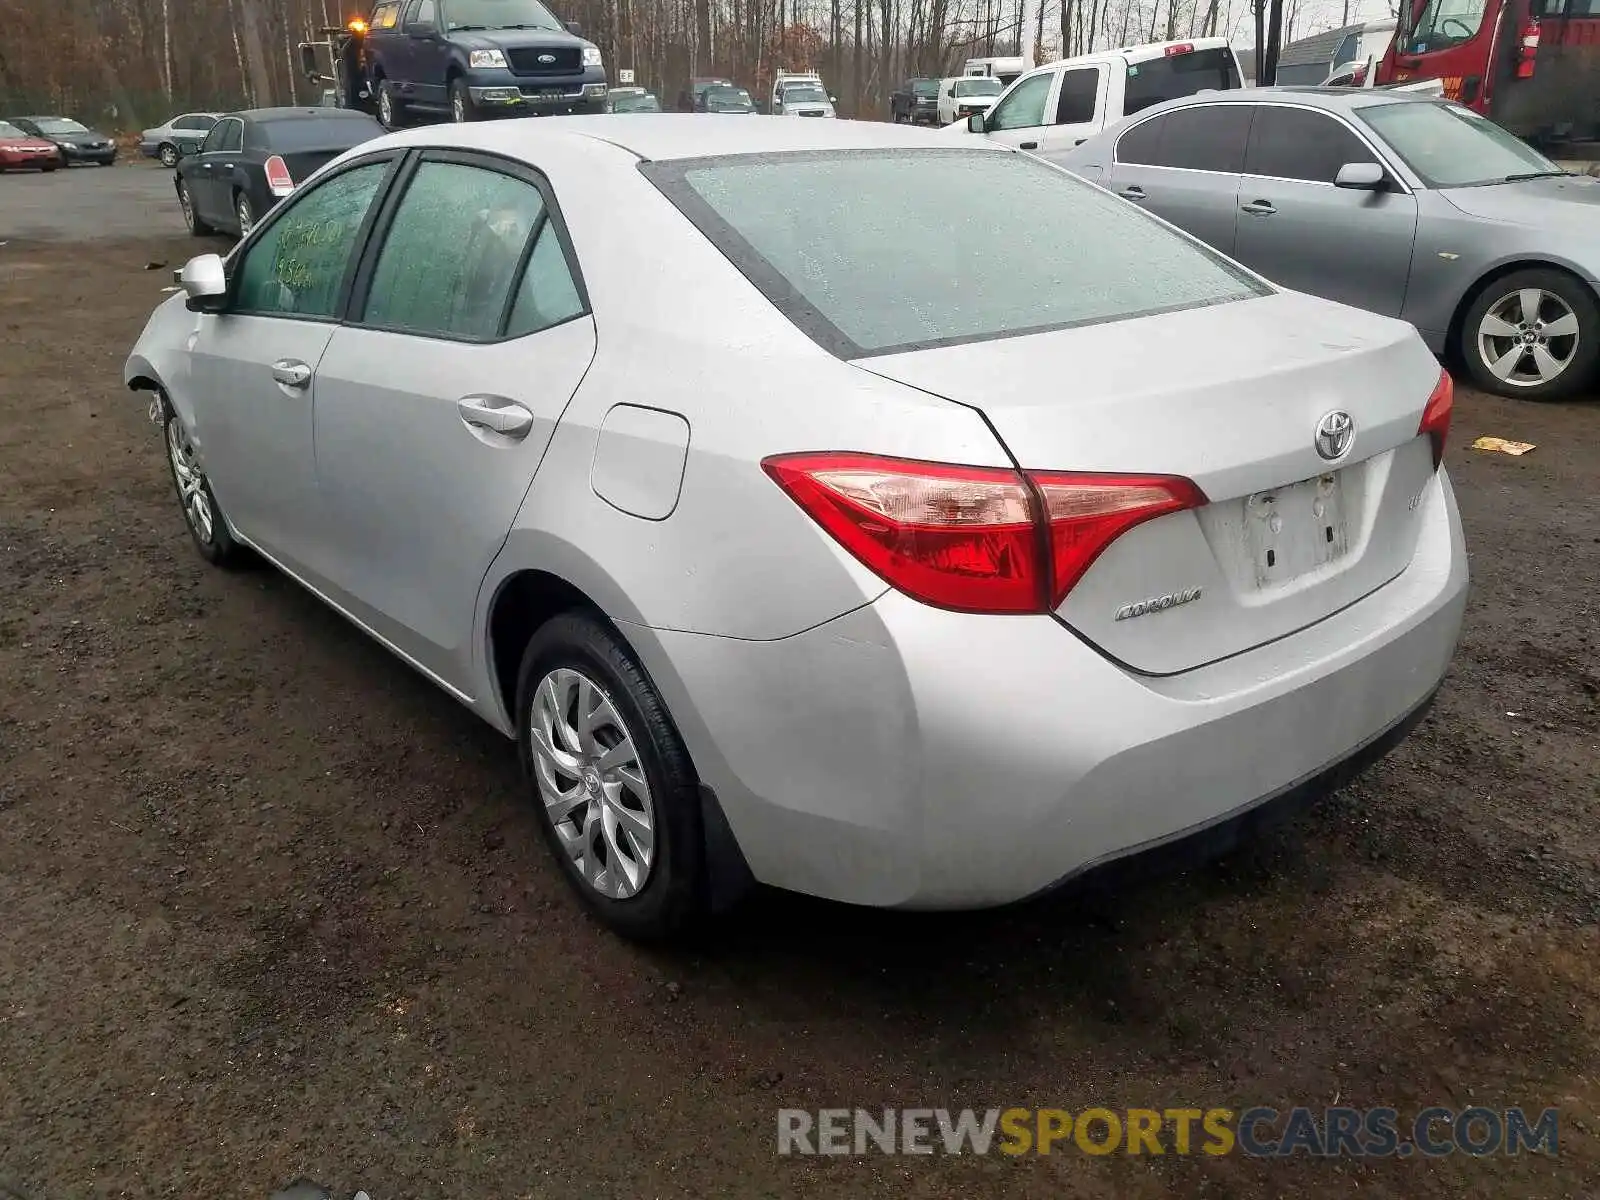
[889,77,940,124]
[356,0,608,124]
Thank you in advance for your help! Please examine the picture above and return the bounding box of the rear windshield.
[254,115,383,151]
[1124,47,1241,114]
[643,149,1264,357]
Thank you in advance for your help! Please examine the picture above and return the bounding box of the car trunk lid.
[855,290,1444,675]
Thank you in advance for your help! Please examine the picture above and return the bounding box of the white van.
[936,75,1005,125]
[941,37,1244,152]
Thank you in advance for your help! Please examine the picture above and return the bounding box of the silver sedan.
[125,117,1466,938]
[1056,89,1600,400]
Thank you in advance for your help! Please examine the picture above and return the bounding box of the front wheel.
[162,395,245,567]
[1459,268,1600,401]
[516,613,706,940]
[178,179,212,236]
[450,78,477,123]
[235,192,256,239]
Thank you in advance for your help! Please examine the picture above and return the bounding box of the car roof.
[1197,85,1441,111]
[381,114,986,162]
[226,107,381,122]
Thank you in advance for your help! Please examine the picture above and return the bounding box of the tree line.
[0,0,1323,130]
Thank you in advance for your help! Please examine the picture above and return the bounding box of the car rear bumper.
[631,468,1467,909]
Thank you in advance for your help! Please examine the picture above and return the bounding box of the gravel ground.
[0,183,1598,1198]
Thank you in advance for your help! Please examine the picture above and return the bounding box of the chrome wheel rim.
[452,92,467,122]
[166,418,215,544]
[529,667,656,900]
[379,87,393,125]
[1477,287,1580,388]
[237,197,253,237]
[160,145,178,167]
[178,184,194,230]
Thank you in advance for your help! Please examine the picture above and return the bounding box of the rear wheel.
[158,142,179,168]
[377,78,406,129]
[1459,268,1600,401]
[517,612,706,940]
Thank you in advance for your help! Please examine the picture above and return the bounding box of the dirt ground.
[1,176,1598,1199]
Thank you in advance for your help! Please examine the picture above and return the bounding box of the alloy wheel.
[529,667,657,901]
[452,92,467,122]
[166,418,215,545]
[1477,287,1580,389]
[236,195,254,238]
[178,183,195,231]
[379,85,394,126]
[160,144,178,167]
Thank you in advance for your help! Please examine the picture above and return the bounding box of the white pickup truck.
[941,37,1246,153]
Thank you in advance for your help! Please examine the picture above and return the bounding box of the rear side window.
[643,149,1264,358]
[362,161,547,339]
[1245,106,1374,183]
[1123,47,1241,114]
[1116,105,1251,173]
[1054,67,1100,124]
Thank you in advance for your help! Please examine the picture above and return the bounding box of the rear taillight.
[1419,369,1454,470]
[265,154,295,198]
[762,452,1206,615]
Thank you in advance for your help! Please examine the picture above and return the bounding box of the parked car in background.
[697,84,756,113]
[605,86,662,113]
[677,76,732,111]
[175,107,384,240]
[128,116,1465,938]
[0,120,62,172]
[936,75,1003,124]
[140,112,222,167]
[890,77,941,124]
[771,71,836,116]
[944,38,1244,150]
[11,116,116,166]
[1274,20,1396,86]
[1058,88,1600,399]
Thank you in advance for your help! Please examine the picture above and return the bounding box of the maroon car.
[0,120,61,171]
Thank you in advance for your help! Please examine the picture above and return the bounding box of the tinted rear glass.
[643,149,1264,357]
[1124,48,1241,114]
[255,115,383,151]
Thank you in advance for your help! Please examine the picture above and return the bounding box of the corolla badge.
[1314,410,1355,461]
[538,53,557,63]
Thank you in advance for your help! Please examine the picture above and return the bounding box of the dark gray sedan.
[1055,88,1600,400]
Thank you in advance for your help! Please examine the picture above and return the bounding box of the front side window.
[445,0,563,31]
[1116,105,1251,174]
[199,120,232,154]
[1403,0,1492,53]
[1123,47,1241,114]
[362,161,547,339]
[234,161,388,318]
[986,72,1052,130]
[1054,67,1100,124]
[645,149,1264,358]
[1358,100,1557,186]
[1244,105,1376,183]
[407,0,437,23]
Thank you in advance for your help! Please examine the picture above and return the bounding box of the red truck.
[1376,0,1600,148]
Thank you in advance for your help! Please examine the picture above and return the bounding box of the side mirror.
[967,112,985,133]
[564,20,582,34]
[298,43,320,78]
[176,140,197,158]
[1334,161,1386,190]
[179,254,228,313]
[407,19,436,35]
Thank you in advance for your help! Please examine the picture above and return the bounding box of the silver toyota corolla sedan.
[125,116,1468,938]
[1056,89,1600,401]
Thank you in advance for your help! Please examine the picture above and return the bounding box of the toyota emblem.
[538,53,557,63]
[1314,410,1355,461]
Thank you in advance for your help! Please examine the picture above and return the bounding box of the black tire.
[159,143,179,168]
[449,77,477,123]
[377,78,406,129]
[178,179,211,236]
[234,191,256,239]
[516,612,706,940]
[40,163,54,173]
[1458,267,1600,401]
[160,394,245,567]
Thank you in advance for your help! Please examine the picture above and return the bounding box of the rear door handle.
[1241,200,1276,215]
[270,359,311,389]
[1120,185,1146,201]
[1019,140,1039,150]
[458,395,534,440]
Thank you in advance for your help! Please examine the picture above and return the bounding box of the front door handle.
[270,359,312,388]
[458,395,534,440]
[1120,185,1146,201]
[1019,140,1039,150]
[1241,200,1277,215]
